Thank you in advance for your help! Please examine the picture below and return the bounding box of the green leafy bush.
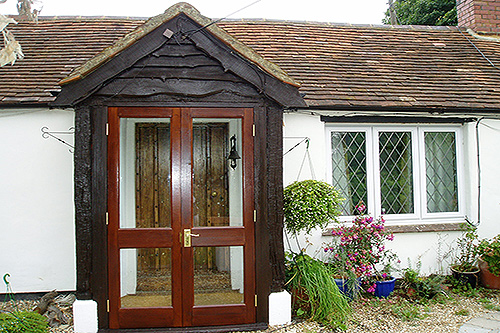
[0,311,49,333]
[283,180,343,234]
[478,235,500,276]
[401,262,446,300]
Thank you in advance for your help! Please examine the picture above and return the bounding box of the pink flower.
[356,204,366,213]
[367,283,377,293]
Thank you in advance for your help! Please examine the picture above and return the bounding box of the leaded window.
[328,126,462,220]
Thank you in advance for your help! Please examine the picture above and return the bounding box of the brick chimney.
[457,0,500,34]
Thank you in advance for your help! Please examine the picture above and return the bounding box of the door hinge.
[252,124,255,137]
[106,123,109,136]
[106,299,110,312]
[253,210,257,223]
[255,295,258,307]
[105,212,109,226]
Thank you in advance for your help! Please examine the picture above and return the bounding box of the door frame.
[107,107,255,329]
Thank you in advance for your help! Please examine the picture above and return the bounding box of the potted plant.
[283,180,343,235]
[325,204,398,298]
[283,180,350,328]
[400,261,447,300]
[370,272,397,298]
[477,235,500,289]
[285,253,351,328]
[450,224,480,288]
[324,249,361,299]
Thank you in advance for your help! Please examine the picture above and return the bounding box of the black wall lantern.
[228,135,241,169]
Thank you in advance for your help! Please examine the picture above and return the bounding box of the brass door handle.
[183,229,199,247]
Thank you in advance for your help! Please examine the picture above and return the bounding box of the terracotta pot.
[450,265,480,289]
[478,258,500,289]
[291,286,311,314]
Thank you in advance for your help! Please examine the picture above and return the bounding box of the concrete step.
[460,313,500,333]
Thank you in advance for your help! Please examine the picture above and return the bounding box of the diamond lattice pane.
[425,132,458,213]
[379,132,414,214]
[331,132,367,215]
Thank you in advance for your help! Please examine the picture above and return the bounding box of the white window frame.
[418,126,464,220]
[326,124,465,225]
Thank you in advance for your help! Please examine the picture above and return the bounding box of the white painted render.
[0,108,75,293]
[468,119,500,238]
[283,113,500,275]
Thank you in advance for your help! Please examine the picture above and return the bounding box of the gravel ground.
[251,289,500,333]
[2,289,500,333]
[0,296,74,333]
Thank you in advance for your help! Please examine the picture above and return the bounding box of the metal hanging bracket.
[41,126,75,153]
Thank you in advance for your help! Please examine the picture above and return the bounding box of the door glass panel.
[120,248,171,308]
[120,119,172,228]
[193,246,244,306]
[192,119,243,228]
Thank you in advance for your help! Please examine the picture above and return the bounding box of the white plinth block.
[269,290,292,326]
[73,300,98,333]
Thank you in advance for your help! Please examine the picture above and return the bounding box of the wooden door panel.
[191,227,245,247]
[118,308,174,329]
[117,229,173,248]
[192,305,248,327]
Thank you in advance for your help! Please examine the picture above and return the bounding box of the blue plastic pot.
[334,277,361,299]
[374,277,396,298]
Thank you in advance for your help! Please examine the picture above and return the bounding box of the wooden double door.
[107,107,255,329]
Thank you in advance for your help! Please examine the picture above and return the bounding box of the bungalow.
[1,0,500,331]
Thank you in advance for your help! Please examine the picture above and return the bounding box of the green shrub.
[478,235,500,276]
[0,311,49,333]
[283,180,343,234]
[401,262,447,300]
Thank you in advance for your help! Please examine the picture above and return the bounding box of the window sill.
[322,222,465,236]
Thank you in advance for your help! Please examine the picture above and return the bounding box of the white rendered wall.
[282,113,500,275]
[0,108,75,293]
[464,119,500,239]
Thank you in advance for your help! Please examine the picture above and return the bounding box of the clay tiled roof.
[219,21,500,111]
[0,17,143,105]
[2,16,500,112]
